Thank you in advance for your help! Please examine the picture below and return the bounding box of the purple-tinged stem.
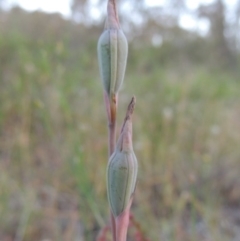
[104,92,118,157]
[115,97,136,241]
[115,198,133,241]
[104,96,136,241]
[107,0,120,29]
[104,91,118,241]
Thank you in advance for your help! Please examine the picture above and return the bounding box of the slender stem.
[105,95,136,241]
[104,92,118,241]
[115,97,136,241]
[108,121,116,156]
[107,0,119,29]
[104,91,118,156]
[115,198,133,241]
[108,93,117,156]
[120,96,136,133]
[109,110,116,241]
[111,212,117,241]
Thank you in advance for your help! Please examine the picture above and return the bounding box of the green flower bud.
[97,0,128,98]
[97,29,128,97]
[107,118,138,217]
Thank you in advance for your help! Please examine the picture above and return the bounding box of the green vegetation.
[0,7,240,241]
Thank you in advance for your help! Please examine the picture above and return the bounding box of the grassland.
[0,11,240,241]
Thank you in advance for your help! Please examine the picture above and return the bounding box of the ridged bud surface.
[97,29,128,96]
[107,119,138,217]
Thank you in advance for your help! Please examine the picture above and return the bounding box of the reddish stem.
[104,92,118,241]
[104,92,118,157]
[111,212,117,241]
[104,95,137,241]
[108,93,117,157]
[114,97,136,241]
[120,96,136,133]
[107,0,120,29]
[115,198,133,241]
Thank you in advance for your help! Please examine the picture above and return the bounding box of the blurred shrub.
[0,7,240,241]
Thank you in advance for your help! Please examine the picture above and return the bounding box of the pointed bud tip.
[107,0,120,29]
[121,119,132,152]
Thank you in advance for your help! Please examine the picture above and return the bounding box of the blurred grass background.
[1,1,240,241]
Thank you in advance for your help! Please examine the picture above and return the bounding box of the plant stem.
[107,0,119,29]
[111,212,117,241]
[104,92,118,241]
[108,94,117,156]
[115,97,136,241]
[120,96,136,133]
[105,95,136,241]
[115,198,133,241]
[108,117,117,241]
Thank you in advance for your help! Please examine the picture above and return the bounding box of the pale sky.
[3,0,237,17]
[4,0,72,16]
[2,0,238,33]
[3,0,221,17]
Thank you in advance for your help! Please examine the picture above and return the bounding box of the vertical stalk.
[99,0,131,239]
[111,212,117,241]
[108,120,116,156]
[108,94,117,156]
[111,97,136,241]
[107,0,119,29]
[109,115,117,241]
[105,92,118,241]
[115,198,133,241]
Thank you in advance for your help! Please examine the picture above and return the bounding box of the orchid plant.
[97,0,138,240]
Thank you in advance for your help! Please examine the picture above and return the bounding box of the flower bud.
[97,0,128,97]
[107,118,138,217]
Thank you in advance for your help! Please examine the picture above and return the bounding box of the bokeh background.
[0,0,240,240]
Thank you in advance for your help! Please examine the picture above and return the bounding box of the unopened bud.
[107,118,138,217]
[97,0,128,97]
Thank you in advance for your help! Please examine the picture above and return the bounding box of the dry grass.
[0,28,240,241]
